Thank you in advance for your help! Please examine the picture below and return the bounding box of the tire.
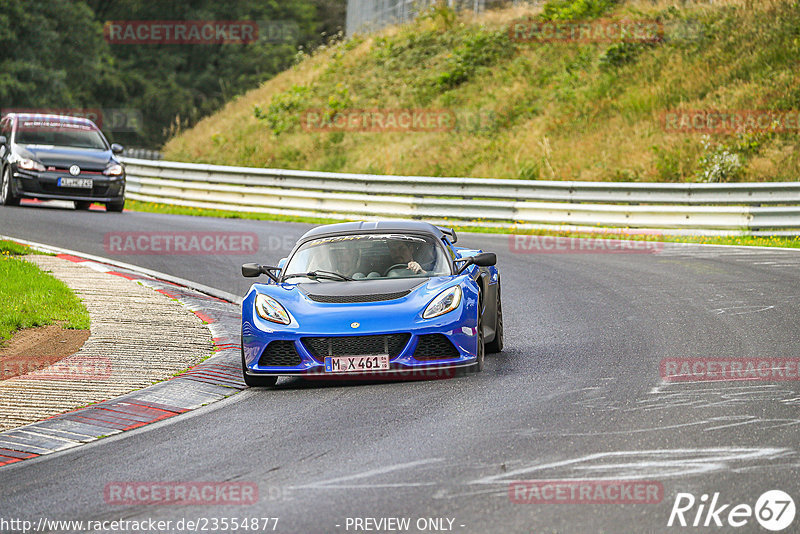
[1,167,20,206]
[473,307,485,372]
[74,201,92,210]
[241,345,278,387]
[106,199,125,212]
[486,284,503,354]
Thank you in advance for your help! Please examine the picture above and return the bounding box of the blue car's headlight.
[423,286,462,319]
[255,294,291,325]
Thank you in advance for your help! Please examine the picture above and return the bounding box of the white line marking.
[292,458,444,489]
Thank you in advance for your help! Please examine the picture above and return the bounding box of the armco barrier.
[121,158,800,233]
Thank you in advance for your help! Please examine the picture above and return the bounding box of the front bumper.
[13,168,125,202]
[242,318,479,377]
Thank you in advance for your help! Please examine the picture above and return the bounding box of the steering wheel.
[383,263,411,276]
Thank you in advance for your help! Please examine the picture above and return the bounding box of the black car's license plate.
[59,177,93,188]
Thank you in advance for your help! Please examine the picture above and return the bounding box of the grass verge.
[125,200,800,249]
[0,240,91,343]
[163,0,800,183]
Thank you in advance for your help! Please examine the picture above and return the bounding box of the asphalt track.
[1,202,800,533]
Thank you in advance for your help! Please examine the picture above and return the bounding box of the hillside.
[163,0,800,183]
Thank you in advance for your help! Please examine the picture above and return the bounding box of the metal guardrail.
[121,148,163,160]
[121,158,800,234]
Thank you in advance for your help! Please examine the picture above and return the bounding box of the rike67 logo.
[668,490,795,531]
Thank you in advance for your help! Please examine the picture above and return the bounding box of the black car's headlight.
[17,158,45,172]
[103,163,124,176]
[255,294,291,325]
[423,286,462,319]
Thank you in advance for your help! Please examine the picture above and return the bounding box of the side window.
[0,119,9,156]
[443,239,456,261]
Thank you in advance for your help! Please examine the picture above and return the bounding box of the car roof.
[6,113,95,125]
[299,220,451,241]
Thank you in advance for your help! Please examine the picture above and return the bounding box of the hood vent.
[306,290,410,303]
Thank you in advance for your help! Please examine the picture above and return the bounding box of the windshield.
[283,233,451,282]
[14,119,107,150]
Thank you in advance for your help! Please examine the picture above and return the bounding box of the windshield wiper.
[282,270,353,282]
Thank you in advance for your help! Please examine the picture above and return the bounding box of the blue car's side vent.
[258,340,302,367]
[306,291,411,303]
[413,335,460,361]
[302,334,411,362]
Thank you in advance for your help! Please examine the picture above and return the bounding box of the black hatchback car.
[0,113,125,211]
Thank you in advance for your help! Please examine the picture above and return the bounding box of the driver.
[329,245,362,278]
[387,239,432,275]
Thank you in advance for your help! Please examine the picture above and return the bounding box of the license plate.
[59,177,93,188]
[325,355,390,373]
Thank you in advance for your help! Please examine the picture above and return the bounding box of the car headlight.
[423,286,462,319]
[103,163,124,176]
[255,294,291,325]
[17,158,45,172]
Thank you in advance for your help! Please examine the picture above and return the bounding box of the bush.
[696,137,744,183]
[599,42,651,70]
[254,85,310,136]
[540,0,619,22]
[434,29,513,89]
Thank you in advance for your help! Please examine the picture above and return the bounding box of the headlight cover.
[103,163,124,176]
[18,158,45,172]
[423,285,462,319]
[255,294,291,325]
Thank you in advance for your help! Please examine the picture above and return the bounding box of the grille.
[258,340,302,367]
[413,334,460,361]
[41,183,110,197]
[302,334,411,362]
[46,167,103,174]
[306,291,410,303]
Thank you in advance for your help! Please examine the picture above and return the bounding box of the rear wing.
[438,227,458,244]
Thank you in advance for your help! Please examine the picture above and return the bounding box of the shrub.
[540,0,620,22]
[254,85,310,136]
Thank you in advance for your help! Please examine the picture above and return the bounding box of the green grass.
[127,199,341,225]
[0,240,36,256]
[163,0,800,183]
[125,201,800,249]
[0,240,91,343]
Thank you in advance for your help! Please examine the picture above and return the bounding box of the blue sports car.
[240,221,502,387]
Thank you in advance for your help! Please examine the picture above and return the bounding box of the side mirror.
[0,136,6,145]
[242,263,280,282]
[472,252,496,267]
[242,263,263,278]
[111,143,124,154]
[455,252,496,274]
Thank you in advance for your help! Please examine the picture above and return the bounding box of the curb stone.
[0,249,243,468]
